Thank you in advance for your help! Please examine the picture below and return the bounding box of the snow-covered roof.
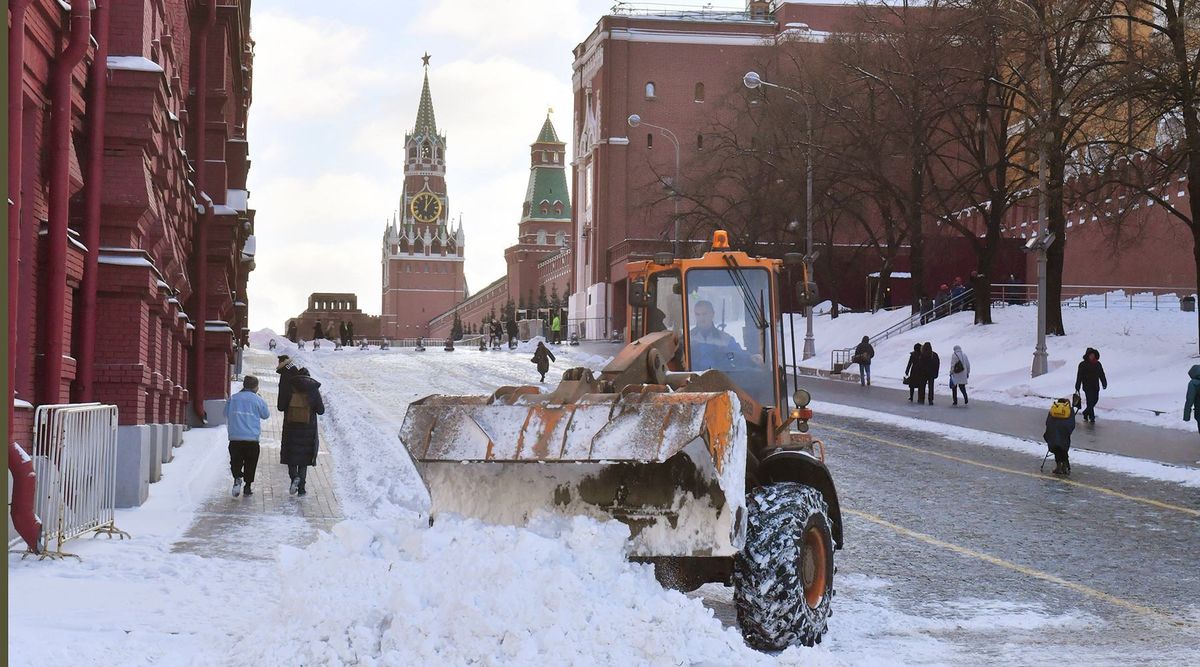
[13,398,33,410]
[99,254,154,268]
[107,56,164,73]
[205,323,235,334]
[868,272,913,278]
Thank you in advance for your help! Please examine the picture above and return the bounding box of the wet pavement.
[695,412,1200,664]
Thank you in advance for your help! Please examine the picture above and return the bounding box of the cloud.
[250,11,388,123]
[246,1,614,332]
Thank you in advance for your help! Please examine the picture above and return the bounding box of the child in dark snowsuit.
[1044,398,1077,475]
[532,341,556,383]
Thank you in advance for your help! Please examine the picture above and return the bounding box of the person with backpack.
[532,341,556,383]
[1183,365,1200,433]
[1044,398,1077,475]
[904,343,922,402]
[853,335,875,387]
[278,367,325,496]
[1074,347,1108,423]
[224,375,270,498]
[918,342,940,405]
[949,345,970,406]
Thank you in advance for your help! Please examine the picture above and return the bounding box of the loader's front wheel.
[734,482,834,651]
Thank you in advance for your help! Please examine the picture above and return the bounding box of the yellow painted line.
[816,423,1200,518]
[846,508,1194,628]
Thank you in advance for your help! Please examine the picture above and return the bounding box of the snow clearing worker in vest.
[224,375,270,498]
[550,313,562,344]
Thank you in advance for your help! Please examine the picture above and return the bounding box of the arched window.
[647,133,654,149]
[540,201,549,214]
[694,82,705,102]
[420,142,431,159]
[554,201,563,215]
[697,133,704,150]
[537,229,547,245]
[408,146,416,160]
[645,81,656,99]
[555,231,565,246]
[435,146,442,160]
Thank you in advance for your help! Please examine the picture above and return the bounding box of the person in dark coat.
[1184,365,1200,433]
[918,341,940,405]
[491,319,504,349]
[853,335,875,387]
[904,343,922,402]
[312,320,325,342]
[933,284,952,319]
[1073,347,1108,423]
[532,341,556,383]
[506,318,519,349]
[346,321,354,346]
[1044,398,1077,475]
[278,367,325,496]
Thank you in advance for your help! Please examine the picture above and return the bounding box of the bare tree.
[1094,0,1200,349]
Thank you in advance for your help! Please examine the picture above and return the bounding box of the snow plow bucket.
[399,384,747,558]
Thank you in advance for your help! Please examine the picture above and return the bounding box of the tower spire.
[414,54,437,136]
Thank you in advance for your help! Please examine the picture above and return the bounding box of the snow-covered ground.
[788,294,1200,430]
[11,331,1192,665]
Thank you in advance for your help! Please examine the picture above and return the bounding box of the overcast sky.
[244,0,624,331]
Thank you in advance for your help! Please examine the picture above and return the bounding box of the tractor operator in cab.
[689,300,764,370]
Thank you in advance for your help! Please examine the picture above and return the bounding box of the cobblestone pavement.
[700,412,1200,664]
[172,351,342,561]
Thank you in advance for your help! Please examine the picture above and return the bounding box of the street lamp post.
[628,114,681,257]
[743,71,817,359]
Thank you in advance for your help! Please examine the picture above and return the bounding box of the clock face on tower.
[410,192,443,223]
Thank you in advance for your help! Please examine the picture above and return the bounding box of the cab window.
[684,267,774,406]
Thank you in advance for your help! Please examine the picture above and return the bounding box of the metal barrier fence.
[830,289,975,372]
[30,403,128,559]
[990,284,1196,310]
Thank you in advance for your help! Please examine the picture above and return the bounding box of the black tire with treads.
[734,482,835,650]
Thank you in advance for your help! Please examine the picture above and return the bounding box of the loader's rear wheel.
[734,482,834,651]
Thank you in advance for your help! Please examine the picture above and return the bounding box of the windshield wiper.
[721,255,767,330]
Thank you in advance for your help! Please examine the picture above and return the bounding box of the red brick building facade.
[568,1,1194,333]
[9,1,256,475]
[285,292,381,343]
[380,62,468,339]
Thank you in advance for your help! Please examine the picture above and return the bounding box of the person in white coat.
[950,345,970,406]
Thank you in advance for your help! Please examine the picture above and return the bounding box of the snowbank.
[793,297,1200,430]
[231,515,799,667]
[814,401,1200,488]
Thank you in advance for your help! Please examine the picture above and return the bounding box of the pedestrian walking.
[949,277,967,312]
[1073,347,1108,423]
[223,375,269,498]
[949,345,970,406]
[904,343,922,402]
[506,318,519,349]
[853,335,875,387]
[1044,398,1077,475]
[532,341,556,383]
[551,313,562,345]
[933,284,952,319]
[1183,365,1200,433]
[491,319,504,349]
[918,342,940,405]
[278,367,324,496]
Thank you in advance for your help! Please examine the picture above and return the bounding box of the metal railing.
[990,284,1196,310]
[29,403,129,559]
[830,289,976,372]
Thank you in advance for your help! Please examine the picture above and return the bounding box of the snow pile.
[229,514,796,667]
[514,335,548,353]
[248,327,283,348]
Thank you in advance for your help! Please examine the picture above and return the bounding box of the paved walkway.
[172,350,342,561]
[799,374,1200,466]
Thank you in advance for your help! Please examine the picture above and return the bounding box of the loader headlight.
[794,421,810,434]
[793,389,811,408]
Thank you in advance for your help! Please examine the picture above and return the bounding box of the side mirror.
[629,279,650,307]
[783,252,805,267]
[796,281,820,308]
